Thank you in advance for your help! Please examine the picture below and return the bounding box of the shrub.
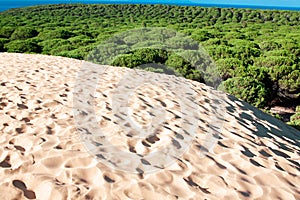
[132,48,169,64]
[5,40,41,53]
[215,58,243,79]
[10,27,38,40]
[56,50,84,59]
[220,76,270,108]
[111,48,169,68]
[38,28,75,40]
[0,27,15,38]
[259,41,281,51]
[165,53,191,72]
[191,29,211,42]
[264,49,295,58]
[233,65,271,83]
[111,54,143,68]
[0,38,9,52]
[288,109,300,131]
[291,112,300,122]
[223,31,246,40]
[68,35,95,47]
[277,70,300,98]
[205,45,233,60]
[254,56,295,68]
[39,39,71,54]
[269,64,298,81]
[49,44,75,55]
[165,53,204,82]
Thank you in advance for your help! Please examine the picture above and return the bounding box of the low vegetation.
[0,4,299,130]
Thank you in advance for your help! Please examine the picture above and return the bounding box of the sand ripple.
[0,53,299,200]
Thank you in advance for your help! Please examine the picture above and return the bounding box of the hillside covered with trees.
[0,4,299,130]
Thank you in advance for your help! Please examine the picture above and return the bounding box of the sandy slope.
[0,53,299,200]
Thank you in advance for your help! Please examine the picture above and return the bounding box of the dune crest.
[0,53,299,200]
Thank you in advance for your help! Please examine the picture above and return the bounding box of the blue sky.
[76,0,299,7]
[2,0,300,11]
[9,0,300,6]
[191,0,300,7]
[58,0,300,7]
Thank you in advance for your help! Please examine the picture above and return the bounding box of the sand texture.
[0,53,299,200]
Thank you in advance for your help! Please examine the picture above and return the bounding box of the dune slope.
[0,53,299,200]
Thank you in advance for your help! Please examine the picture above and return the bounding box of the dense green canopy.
[0,4,299,129]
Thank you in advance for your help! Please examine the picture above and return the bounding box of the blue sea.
[0,0,300,12]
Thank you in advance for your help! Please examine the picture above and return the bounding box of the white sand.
[0,53,299,200]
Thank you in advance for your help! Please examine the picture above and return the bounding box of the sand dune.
[0,53,299,200]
